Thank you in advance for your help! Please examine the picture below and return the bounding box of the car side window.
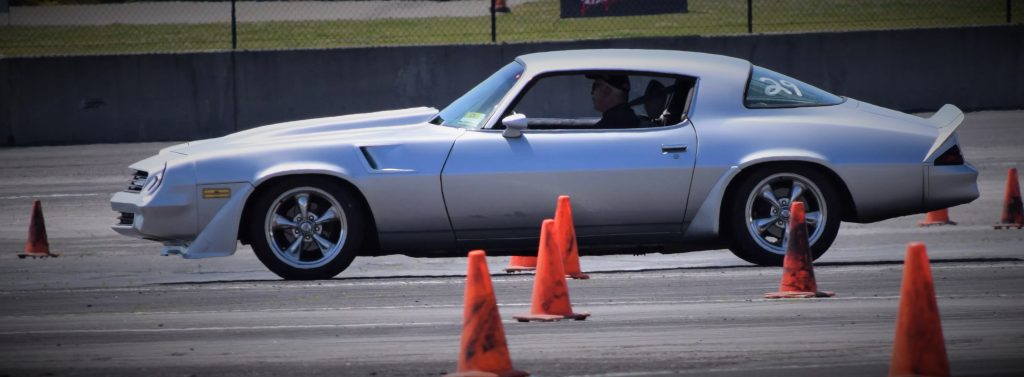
[503,71,695,130]
[744,66,845,108]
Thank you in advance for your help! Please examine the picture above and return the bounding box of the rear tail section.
[922,104,978,211]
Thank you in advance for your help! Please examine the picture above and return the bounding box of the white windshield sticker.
[759,77,803,97]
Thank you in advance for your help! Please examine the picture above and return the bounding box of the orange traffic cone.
[554,196,589,280]
[764,201,833,299]
[493,0,510,13]
[447,250,529,377]
[18,200,58,259]
[918,209,956,227]
[514,220,590,322]
[889,242,950,377]
[505,256,536,273]
[994,167,1024,229]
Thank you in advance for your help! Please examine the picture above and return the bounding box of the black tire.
[727,165,841,266]
[246,177,365,280]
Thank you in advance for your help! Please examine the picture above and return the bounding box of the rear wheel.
[247,177,365,280]
[727,166,841,266]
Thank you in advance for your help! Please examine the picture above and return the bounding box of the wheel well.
[717,161,858,240]
[237,174,380,254]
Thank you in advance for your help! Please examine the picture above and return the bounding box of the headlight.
[143,164,166,193]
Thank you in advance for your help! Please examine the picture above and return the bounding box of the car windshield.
[433,62,523,129]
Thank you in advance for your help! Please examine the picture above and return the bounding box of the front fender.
[182,182,255,259]
[253,162,358,188]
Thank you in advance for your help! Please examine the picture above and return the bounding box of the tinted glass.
[510,72,686,130]
[745,66,844,108]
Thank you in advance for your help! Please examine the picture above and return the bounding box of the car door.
[440,121,697,243]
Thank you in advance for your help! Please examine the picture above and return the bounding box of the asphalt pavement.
[0,110,1022,376]
[1,261,1022,376]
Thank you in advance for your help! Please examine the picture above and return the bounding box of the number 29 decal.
[759,77,803,97]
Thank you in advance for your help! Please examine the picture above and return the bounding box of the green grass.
[1,0,1020,56]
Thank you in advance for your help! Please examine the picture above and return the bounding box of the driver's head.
[589,74,630,112]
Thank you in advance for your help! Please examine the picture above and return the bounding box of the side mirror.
[501,114,528,138]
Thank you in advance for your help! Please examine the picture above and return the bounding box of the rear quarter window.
[745,66,844,108]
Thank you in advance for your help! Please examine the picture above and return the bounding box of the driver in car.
[589,74,640,129]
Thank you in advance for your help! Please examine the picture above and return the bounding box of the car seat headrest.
[643,80,668,120]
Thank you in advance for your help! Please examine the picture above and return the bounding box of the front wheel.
[727,166,841,266]
[247,177,365,280]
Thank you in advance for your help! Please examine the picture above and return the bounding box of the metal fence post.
[231,0,238,49]
[491,0,497,42]
[747,0,753,33]
[230,0,239,132]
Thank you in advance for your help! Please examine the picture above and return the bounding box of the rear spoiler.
[927,104,964,129]
[924,104,965,161]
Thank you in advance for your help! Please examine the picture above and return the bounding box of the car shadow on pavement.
[153,257,1021,286]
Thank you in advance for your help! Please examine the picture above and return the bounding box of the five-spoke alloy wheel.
[728,165,841,266]
[248,177,364,280]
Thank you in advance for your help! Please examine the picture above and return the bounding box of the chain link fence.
[1,0,1021,57]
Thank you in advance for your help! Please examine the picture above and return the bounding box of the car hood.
[162,107,441,156]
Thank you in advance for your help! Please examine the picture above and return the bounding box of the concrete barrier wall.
[1,58,11,146]
[2,24,1021,146]
[4,53,235,146]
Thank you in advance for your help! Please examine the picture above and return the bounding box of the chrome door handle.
[661,144,688,154]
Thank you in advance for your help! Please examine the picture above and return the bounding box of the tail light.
[934,145,964,166]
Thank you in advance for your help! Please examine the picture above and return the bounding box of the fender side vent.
[358,146,414,173]
[359,147,379,170]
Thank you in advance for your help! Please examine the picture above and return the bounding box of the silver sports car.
[111,49,979,280]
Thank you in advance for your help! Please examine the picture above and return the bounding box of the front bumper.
[111,181,255,259]
[111,148,257,259]
[110,186,197,242]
